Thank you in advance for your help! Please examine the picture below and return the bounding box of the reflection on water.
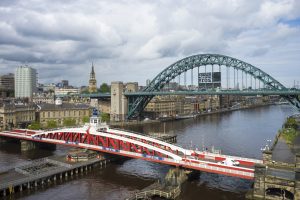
[0,105,294,200]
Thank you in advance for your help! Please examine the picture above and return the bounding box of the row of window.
[41,110,87,118]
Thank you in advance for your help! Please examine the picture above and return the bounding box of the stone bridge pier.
[20,140,56,151]
[249,153,300,199]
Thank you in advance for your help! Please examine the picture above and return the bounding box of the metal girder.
[127,54,300,119]
[125,90,300,96]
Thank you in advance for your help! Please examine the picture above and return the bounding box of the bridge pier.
[262,150,272,165]
[0,137,6,143]
[20,140,56,151]
[248,163,300,199]
[21,140,37,151]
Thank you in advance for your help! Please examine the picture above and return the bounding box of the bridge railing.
[194,150,262,163]
[131,186,180,200]
[178,159,254,178]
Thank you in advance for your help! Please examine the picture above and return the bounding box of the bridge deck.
[0,128,262,180]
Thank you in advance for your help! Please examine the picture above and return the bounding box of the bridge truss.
[127,54,300,119]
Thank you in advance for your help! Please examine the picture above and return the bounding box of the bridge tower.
[88,63,97,93]
[110,82,138,121]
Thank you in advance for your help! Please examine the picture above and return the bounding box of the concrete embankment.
[0,153,113,197]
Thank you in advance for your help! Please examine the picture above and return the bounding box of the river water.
[0,105,295,200]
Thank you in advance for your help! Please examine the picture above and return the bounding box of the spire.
[91,62,95,74]
[90,63,95,80]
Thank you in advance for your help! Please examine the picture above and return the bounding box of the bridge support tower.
[110,81,138,122]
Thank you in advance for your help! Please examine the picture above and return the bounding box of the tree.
[46,120,57,129]
[81,89,90,94]
[63,118,76,127]
[285,117,298,129]
[82,116,90,123]
[99,83,110,93]
[101,113,110,122]
[28,122,41,130]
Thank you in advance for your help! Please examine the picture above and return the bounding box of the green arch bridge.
[126,54,300,119]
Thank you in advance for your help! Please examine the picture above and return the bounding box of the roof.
[38,103,90,111]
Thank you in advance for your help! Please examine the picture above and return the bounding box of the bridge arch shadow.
[266,187,294,200]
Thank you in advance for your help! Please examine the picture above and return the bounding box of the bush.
[82,116,89,123]
[285,117,298,129]
[28,122,41,130]
[47,120,57,129]
[281,128,298,144]
[101,113,110,122]
[63,118,76,127]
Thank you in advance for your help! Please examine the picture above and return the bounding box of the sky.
[0,0,299,87]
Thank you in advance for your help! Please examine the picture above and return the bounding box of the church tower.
[88,63,97,93]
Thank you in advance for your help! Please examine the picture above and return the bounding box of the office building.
[15,66,37,98]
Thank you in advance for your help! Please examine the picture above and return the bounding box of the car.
[218,158,240,166]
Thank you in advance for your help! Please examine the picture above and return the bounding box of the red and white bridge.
[0,123,262,180]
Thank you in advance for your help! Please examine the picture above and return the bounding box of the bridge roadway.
[124,89,300,96]
[0,126,263,180]
[55,89,300,98]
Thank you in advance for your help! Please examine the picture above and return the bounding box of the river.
[0,105,295,200]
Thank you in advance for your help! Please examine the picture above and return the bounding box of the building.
[88,64,97,93]
[90,99,111,114]
[0,73,14,98]
[15,66,37,98]
[37,99,91,127]
[145,95,221,119]
[61,80,69,88]
[0,100,36,130]
[54,87,80,96]
[145,96,177,118]
[146,79,151,86]
[33,93,55,104]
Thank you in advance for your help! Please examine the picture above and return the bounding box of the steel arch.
[128,54,300,119]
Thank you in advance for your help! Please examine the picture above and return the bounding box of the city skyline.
[0,0,299,87]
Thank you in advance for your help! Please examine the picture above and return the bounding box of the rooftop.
[38,103,90,111]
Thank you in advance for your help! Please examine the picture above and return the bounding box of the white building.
[15,66,37,98]
[54,87,80,96]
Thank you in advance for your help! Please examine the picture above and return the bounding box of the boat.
[175,114,197,120]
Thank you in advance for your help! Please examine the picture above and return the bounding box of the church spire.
[89,63,97,93]
[90,63,95,80]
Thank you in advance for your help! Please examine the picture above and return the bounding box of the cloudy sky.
[0,0,299,87]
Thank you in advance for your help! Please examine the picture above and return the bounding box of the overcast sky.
[0,0,299,87]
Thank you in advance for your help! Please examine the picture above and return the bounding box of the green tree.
[285,118,298,129]
[28,122,41,130]
[63,118,76,127]
[46,120,57,129]
[281,128,298,144]
[82,116,90,123]
[99,83,110,93]
[81,89,90,94]
[101,113,110,122]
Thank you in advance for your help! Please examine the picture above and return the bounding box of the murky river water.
[0,105,295,200]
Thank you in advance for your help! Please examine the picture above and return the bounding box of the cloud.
[0,0,299,87]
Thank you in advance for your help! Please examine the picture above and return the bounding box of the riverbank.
[109,103,276,127]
